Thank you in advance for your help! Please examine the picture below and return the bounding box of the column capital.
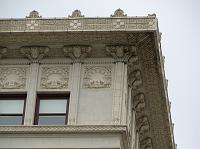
[0,47,7,59]
[106,45,136,63]
[63,45,91,63]
[20,46,49,63]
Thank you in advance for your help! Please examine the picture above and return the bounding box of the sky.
[0,0,200,148]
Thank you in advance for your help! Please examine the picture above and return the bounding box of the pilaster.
[21,46,49,125]
[63,45,91,125]
[106,45,135,125]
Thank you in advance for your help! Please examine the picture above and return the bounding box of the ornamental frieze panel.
[0,67,28,89]
[0,9,157,32]
[83,66,112,88]
[39,66,70,89]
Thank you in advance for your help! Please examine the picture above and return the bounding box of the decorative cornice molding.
[20,46,49,63]
[0,47,7,59]
[111,8,127,17]
[106,45,136,62]
[0,125,127,134]
[0,17,157,32]
[63,45,91,63]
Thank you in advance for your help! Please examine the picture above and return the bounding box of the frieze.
[0,67,27,89]
[83,66,112,88]
[40,66,70,89]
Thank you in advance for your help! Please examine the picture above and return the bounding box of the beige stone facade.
[0,9,175,149]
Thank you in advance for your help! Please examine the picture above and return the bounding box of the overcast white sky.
[0,0,200,149]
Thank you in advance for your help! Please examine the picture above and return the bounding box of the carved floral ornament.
[20,46,49,63]
[26,10,41,18]
[0,67,27,89]
[111,8,127,17]
[106,45,137,62]
[40,66,70,89]
[63,45,91,62]
[140,137,153,149]
[0,47,7,59]
[69,10,84,18]
[133,93,145,112]
[83,66,112,88]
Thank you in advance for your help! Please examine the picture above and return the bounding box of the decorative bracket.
[63,45,91,63]
[20,46,49,63]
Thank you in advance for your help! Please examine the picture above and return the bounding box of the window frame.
[34,93,70,125]
[0,94,26,125]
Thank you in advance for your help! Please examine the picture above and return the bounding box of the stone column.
[63,45,91,125]
[21,46,49,125]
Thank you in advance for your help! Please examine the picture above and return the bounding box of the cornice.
[0,9,157,32]
[0,125,127,134]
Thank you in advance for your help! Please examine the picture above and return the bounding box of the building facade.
[0,9,175,149]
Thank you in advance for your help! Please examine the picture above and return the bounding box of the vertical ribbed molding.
[63,45,91,125]
[20,46,49,125]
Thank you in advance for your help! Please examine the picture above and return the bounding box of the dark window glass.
[0,116,23,125]
[38,116,66,125]
[35,94,69,125]
[0,95,26,125]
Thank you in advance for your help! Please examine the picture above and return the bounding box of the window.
[0,94,26,125]
[34,94,69,125]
